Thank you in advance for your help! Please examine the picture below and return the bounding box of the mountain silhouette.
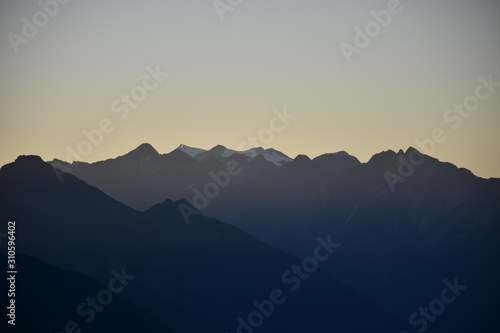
[0,254,172,333]
[0,155,405,332]
[48,144,500,332]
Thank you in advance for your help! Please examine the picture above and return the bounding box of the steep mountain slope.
[176,144,207,158]
[202,148,500,332]
[0,155,404,333]
[0,254,172,333]
[189,144,292,166]
[49,145,500,332]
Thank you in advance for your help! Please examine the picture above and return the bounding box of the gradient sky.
[1,0,499,178]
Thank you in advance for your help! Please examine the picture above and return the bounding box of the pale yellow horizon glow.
[1,0,499,178]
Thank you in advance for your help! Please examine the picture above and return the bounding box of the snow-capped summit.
[175,144,292,166]
[240,147,293,166]
[176,144,207,158]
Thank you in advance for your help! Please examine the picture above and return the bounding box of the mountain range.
[48,143,500,332]
[177,144,293,166]
[1,143,498,332]
[1,154,405,333]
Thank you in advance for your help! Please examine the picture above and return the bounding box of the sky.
[1,0,499,178]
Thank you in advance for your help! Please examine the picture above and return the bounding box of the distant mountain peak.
[369,149,397,160]
[314,151,356,159]
[136,143,158,153]
[195,145,238,160]
[333,151,349,156]
[366,150,399,169]
[0,155,56,180]
[241,147,265,154]
[122,143,159,160]
[165,148,197,161]
[312,151,361,173]
[294,154,312,163]
[15,155,45,165]
[240,147,292,166]
[12,155,51,173]
[405,146,422,155]
[192,144,292,166]
[208,144,232,155]
[176,144,207,158]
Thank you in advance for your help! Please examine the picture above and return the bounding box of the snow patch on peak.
[177,144,207,158]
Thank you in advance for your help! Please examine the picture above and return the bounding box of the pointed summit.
[241,147,292,166]
[367,149,398,164]
[195,145,238,161]
[405,147,422,155]
[121,143,159,160]
[208,145,236,157]
[190,145,293,166]
[176,144,207,158]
